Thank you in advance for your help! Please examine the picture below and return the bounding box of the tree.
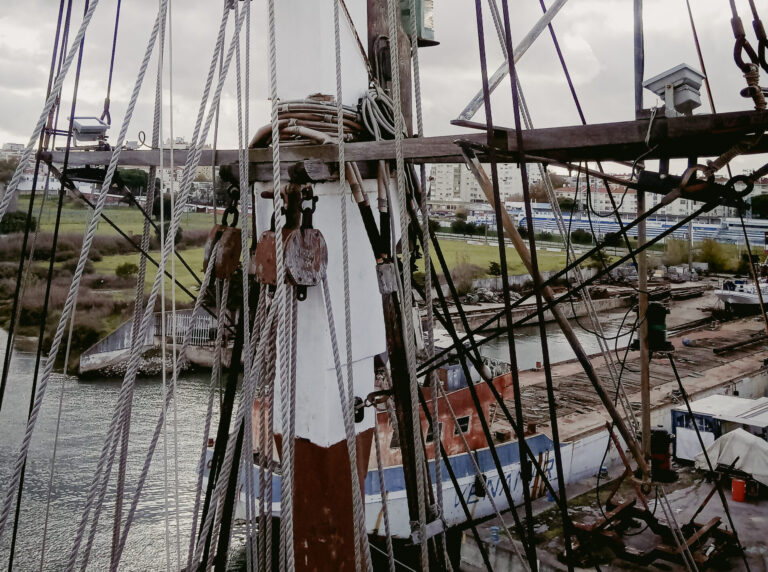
[0,211,36,234]
[558,196,577,211]
[152,193,173,219]
[117,168,148,192]
[527,173,566,203]
[428,218,441,234]
[697,238,732,272]
[751,194,768,219]
[488,261,502,276]
[450,219,467,234]
[570,228,593,244]
[454,209,468,221]
[0,157,19,185]
[663,239,690,266]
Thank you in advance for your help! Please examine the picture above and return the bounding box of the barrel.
[732,478,746,502]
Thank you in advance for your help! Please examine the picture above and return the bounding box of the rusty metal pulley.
[203,185,242,279]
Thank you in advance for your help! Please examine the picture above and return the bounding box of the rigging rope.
[385,0,429,568]
[0,0,164,551]
[113,4,246,567]
[264,1,298,569]
[187,278,230,570]
[0,0,101,226]
[333,1,372,569]
[405,0,452,565]
[100,0,122,125]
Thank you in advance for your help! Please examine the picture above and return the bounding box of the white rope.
[166,0,183,565]
[405,0,450,565]
[265,1,296,570]
[484,0,637,432]
[438,383,529,571]
[0,0,165,550]
[109,5,167,565]
[195,300,277,570]
[0,0,101,224]
[187,278,230,569]
[384,0,429,568]
[372,413,396,572]
[111,241,220,572]
[233,0,258,566]
[258,296,278,572]
[332,1,372,570]
[109,2,245,565]
[321,274,371,572]
[158,6,171,565]
[37,175,65,572]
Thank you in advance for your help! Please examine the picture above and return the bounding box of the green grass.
[417,238,568,276]
[92,247,206,303]
[18,196,214,237]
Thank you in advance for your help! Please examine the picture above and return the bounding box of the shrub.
[63,259,94,274]
[450,262,484,295]
[0,211,36,234]
[0,262,18,279]
[488,261,502,276]
[115,262,139,278]
[570,228,593,244]
[663,239,689,267]
[696,239,734,272]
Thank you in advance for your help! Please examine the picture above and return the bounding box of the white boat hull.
[201,431,615,539]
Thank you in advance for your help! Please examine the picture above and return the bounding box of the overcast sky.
[0,0,764,175]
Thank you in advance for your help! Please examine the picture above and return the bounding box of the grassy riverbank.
[1,198,213,370]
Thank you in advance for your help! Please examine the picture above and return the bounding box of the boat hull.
[203,433,570,539]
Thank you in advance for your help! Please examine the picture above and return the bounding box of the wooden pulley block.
[284,228,328,287]
[253,230,277,285]
[203,225,242,279]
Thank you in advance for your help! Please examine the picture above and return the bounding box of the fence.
[81,309,219,362]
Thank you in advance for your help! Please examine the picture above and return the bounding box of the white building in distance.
[428,163,524,211]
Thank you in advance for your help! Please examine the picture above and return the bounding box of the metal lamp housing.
[643,63,705,116]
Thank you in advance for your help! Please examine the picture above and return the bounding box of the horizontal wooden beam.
[43,111,768,176]
[453,109,768,163]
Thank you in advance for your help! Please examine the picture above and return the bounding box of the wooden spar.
[635,0,652,463]
[461,149,651,479]
[457,0,571,121]
[43,109,768,171]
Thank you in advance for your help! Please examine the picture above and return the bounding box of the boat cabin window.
[454,415,471,435]
[425,422,443,443]
[674,413,714,432]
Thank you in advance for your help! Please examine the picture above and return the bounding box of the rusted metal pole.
[638,188,651,462]
[462,150,650,478]
[634,0,644,117]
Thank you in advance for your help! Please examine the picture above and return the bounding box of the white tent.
[694,428,768,487]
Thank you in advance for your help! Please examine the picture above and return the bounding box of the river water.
[0,309,634,570]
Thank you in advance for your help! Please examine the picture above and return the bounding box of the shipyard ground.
[459,283,768,571]
[460,463,768,571]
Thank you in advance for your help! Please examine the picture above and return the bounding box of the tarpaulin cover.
[694,428,768,486]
